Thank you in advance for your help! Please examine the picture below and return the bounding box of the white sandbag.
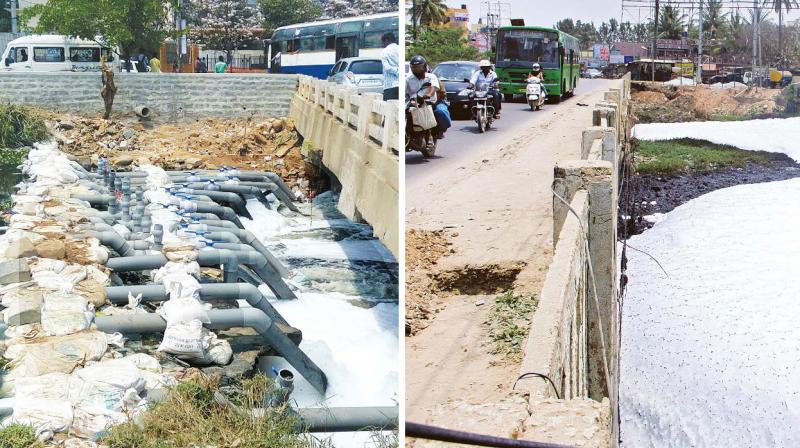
[137,164,173,190]
[182,331,232,366]
[123,353,161,373]
[157,319,207,358]
[1,287,43,326]
[159,296,209,326]
[139,370,177,390]
[12,398,73,434]
[75,359,145,393]
[84,265,109,285]
[3,331,108,380]
[30,258,68,274]
[71,406,127,439]
[40,292,93,336]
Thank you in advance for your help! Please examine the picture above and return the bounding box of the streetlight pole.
[10,0,17,34]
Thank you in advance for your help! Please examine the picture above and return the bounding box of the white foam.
[620,177,800,446]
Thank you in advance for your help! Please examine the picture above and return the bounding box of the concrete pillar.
[581,127,617,162]
[382,101,399,153]
[552,160,613,247]
[358,93,382,141]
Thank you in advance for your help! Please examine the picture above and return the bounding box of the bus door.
[335,34,358,61]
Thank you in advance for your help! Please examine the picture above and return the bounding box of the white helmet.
[532,63,541,71]
[479,59,492,68]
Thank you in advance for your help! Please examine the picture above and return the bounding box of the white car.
[586,68,603,79]
[327,57,384,93]
[2,34,116,72]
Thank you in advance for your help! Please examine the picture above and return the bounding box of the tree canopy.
[259,0,321,36]
[406,27,478,67]
[19,0,170,55]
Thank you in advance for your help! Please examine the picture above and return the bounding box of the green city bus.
[494,26,581,102]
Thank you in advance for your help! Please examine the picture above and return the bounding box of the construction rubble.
[631,81,780,123]
[41,113,311,198]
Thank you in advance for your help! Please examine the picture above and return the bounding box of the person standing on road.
[381,32,399,100]
[469,59,501,119]
[194,57,205,73]
[214,55,228,73]
[149,54,161,73]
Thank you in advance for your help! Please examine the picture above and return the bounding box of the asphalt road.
[405,79,612,190]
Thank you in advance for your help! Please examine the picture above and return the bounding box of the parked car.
[2,34,117,72]
[431,60,479,115]
[327,57,384,93]
[585,68,603,79]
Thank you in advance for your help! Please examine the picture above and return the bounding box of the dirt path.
[406,80,618,425]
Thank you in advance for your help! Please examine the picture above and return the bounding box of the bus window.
[363,17,397,49]
[300,37,315,51]
[338,21,363,34]
[33,47,65,62]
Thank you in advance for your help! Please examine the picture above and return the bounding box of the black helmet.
[409,55,426,67]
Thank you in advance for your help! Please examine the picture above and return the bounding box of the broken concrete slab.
[1,287,44,326]
[0,259,32,285]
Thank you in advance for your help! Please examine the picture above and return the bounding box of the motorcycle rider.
[406,55,448,139]
[526,62,547,103]
[469,59,501,119]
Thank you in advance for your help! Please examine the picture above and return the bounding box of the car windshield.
[349,60,382,75]
[433,63,477,81]
[497,30,559,68]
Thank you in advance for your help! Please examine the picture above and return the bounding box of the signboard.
[593,44,610,61]
[624,55,634,64]
[610,54,625,64]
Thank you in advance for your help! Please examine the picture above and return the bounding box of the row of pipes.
[24,157,397,433]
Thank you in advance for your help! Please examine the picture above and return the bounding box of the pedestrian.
[194,57,205,73]
[381,32,399,101]
[214,55,228,73]
[137,51,149,72]
[149,53,161,73]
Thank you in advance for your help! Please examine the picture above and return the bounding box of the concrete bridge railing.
[518,74,631,448]
[290,75,398,257]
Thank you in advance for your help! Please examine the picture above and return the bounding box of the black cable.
[512,372,561,400]
[406,422,574,448]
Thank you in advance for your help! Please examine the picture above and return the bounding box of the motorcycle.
[526,77,546,111]
[462,81,496,133]
[405,82,438,158]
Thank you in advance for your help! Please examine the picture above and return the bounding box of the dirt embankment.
[405,229,453,336]
[631,81,780,123]
[40,111,313,194]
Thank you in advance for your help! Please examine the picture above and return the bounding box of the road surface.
[405,78,617,427]
[406,79,610,190]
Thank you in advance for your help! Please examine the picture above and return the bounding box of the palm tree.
[703,0,728,39]
[770,0,799,66]
[659,4,686,40]
[412,0,447,29]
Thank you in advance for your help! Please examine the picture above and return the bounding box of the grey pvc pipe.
[186,182,272,209]
[94,308,328,394]
[293,406,399,432]
[184,189,252,218]
[201,225,289,278]
[187,202,244,229]
[88,230,137,257]
[105,283,292,329]
[71,193,114,206]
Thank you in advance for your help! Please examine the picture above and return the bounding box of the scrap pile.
[0,141,324,445]
[631,81,779,123]
[43,114,310,196]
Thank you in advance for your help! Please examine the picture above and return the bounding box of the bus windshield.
[497,30,560,68]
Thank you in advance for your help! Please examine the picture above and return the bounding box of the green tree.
[555,18,576,35]
[259,0,321,35]
[658,5,685,40]
[406,27,478,67]
[702,0,728,39]
[411,0,447,30]
[770,0,799,65]
[19,0,170,58]
[188,0,262,62]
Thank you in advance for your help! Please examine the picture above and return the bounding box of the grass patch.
[635,138,773,176]
[102,375,328,448]
[0,105,49,152]
[708,113,754,122]
[0,424,43,448]
[484,290,538,361]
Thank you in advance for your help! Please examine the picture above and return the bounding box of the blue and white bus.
[268,12,399,78]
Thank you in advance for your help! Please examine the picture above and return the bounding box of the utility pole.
[697,0,703,84]
[652,0,659,81]
[752,0,757,83]
[10,0,17,34]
